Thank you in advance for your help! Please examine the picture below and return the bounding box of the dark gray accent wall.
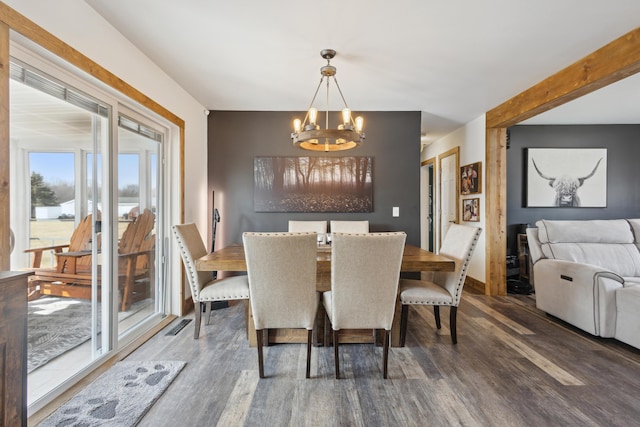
[208,111,422,246]
[506,124,640,253]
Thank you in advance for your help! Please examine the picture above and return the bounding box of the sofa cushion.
[628,218,640,250]
[615,286,640,348]
[537,219,633,244]
[622,278,640,287]
[535,219,640,277]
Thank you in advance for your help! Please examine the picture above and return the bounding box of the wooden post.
[484,27,640,296]
[484,127,507,295]
[0,22,9,270]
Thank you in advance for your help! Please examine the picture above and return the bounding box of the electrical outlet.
[392,207,399,217]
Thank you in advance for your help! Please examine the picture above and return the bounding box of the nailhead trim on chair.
[401,299,453,305]
[400,226,481,307]
[452,227,482,305]
[174,235,202,299]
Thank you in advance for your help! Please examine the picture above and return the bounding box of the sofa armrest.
[533,259,623,336]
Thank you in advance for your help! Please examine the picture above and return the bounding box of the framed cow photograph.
[525,148,607,208]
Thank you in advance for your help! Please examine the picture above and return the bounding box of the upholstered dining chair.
[330,220,369,234]
[399,224,482,346]
[243,232,319,378]
[323,232,406,379]
[288,220,327,244]
[172,223,249,339]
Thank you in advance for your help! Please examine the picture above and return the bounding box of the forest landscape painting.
[254,156,373,212]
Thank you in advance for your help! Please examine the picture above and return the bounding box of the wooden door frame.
[437,146,459,250]
[485,27,640,296]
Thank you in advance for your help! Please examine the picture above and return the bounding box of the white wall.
[5,0,208,314]
[421,114,486,283]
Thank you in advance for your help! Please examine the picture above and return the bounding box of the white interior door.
[439,148,459,249]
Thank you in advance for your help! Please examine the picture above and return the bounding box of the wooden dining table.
[196,243,455,347]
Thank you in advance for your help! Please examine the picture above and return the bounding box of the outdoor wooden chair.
[27,209,156,311]
[25,213,94,268]
[24,213,94,300]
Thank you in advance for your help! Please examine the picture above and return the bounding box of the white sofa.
[526,219,640,349]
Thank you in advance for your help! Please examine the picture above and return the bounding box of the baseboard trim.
[465,276,485,294]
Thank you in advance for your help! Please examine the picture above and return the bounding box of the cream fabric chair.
[330,220,369,234]
[243,232,319,378]
[323,232,406,379]
[399,224,482,345]
[172,223,249,339]
[288,220,327,244]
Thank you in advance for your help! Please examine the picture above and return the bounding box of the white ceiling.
[78,1,640,140]
[521,71,640,125]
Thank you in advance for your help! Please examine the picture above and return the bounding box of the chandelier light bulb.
[293,118,302,133]
[342,108,351,126]
[355,116,364,133]
[308,107,318,126]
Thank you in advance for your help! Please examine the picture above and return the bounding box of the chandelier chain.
[331,76,350,111]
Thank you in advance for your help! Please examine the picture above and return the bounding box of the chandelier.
[291,49,365,152]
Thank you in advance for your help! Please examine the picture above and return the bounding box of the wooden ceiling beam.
[487,27,640,129]
[484,26,640,296]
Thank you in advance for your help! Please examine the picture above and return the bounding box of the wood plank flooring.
[34,293,640,426]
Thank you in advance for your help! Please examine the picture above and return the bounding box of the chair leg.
[383,330,390,379]
[314,297,324,346]
[324,311,332,347]
[450,306,458,344]
[434,305,441,329]
[204,301,212,325]
[194,301,202,339]
[400,304,409,347]
[306,329,312,379]
[256,329,265,378]
[333,329,340,379]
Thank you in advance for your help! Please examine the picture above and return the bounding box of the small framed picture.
[462,198,480,222]
[461,162,482,195]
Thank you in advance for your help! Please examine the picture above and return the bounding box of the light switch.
[392,206,399,217]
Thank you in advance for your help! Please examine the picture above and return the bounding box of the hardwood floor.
[34,293,640,426]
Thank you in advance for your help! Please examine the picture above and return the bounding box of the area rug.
[38,360,186,427]
[28,297,150,373]
[28,297,93,373]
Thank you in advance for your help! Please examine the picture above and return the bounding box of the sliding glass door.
[9,61,108,400]
[116,112,163,337]
[8,49,167,406]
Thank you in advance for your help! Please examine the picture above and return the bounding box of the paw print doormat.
[39,360,186,426]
